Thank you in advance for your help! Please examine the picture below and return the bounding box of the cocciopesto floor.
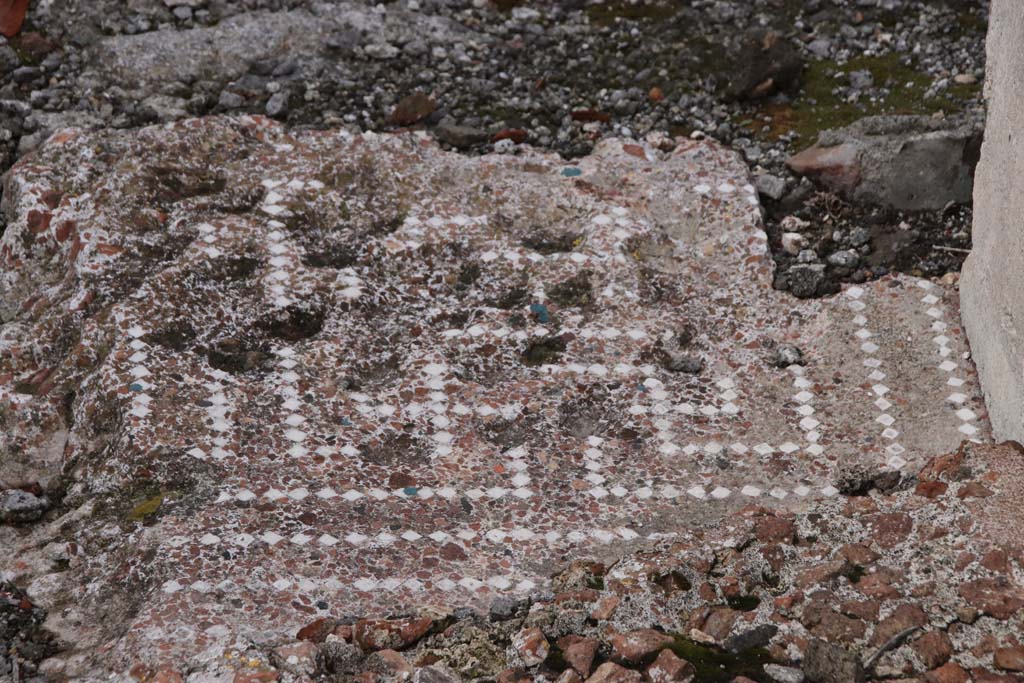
[0,116,990,670]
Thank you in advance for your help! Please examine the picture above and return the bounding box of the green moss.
[128,494,165,521]
[844,564,866,584]
[754,53,980,145]
[547,270,593,308]
[726,595,761,612]
[8,36,43,65]
[650,569,692,593]
[12,381,38,395]
[541,647,570,674]
[951,10,987,38]
[523,336,567,366]
[666,637,774,683]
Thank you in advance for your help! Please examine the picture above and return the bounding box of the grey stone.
[756,173,787,200]
[414,665,461,683]
[17,132,42,155]
[724,624,777,652]
[848,227,871,247]
[724,30,803,101]
[11,67,39,85]
[321,640,365,675]
[435,119,488,149]
[364,43,400,60]
[0,45,19,73]
[848,70,874,89]
[0,489,47,523]
[834,462,889,496]
[266,91,290,118]
[488,595,522,621]
[787,115,983,211]
[781,232,804,256]
[666,354,704,374]
[764,664,804,683]
[772,344,804,368]
[325,29,361,51]
[797,249,818,264]
[961,0,1024,443]
[827,250,859,268]
[807,39,832,58]
[272,59,299,77]
[142,95,190,121]
[802,640,864,683]
[0,99,32,118]
[787,263,826,298]
[218,91,245,109]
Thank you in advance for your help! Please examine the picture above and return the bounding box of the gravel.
[0,0,990,296]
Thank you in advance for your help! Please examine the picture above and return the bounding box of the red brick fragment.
[354,617,434,652]
[645,649,695,683]
[585,662,642,683]
[296,617,334,643]
[925,662,970,683]
[609,629,673,663]
[914,631,954,670]
[994,646,1024,672]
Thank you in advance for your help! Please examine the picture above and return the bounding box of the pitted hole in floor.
[259,305,326,342]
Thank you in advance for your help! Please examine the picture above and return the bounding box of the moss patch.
[726,595,762,612]
[666,637,774,683]
[523,335,568,366]
[751,53,981,144]
[128,493,165,521]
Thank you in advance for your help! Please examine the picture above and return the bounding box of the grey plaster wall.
[961,0,1024,442]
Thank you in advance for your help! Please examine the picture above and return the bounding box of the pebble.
[218,91,245,109]
[772,344,804,368]
[807,38,832,58]
[488,595,522,621]
[0,44,19,73]
[435,119,488,149]
[756,173,787,201]
[11,66,39,85]
[413,666,460,683]
[787,263,826,298]
[266,92,290,118]
[827,250,860,268]
[763,664,804,683]
[0,489,47,523]
[849,70,874,89]
[666,354,704,374]
[797,249,818,264]
[849,227,871,247]
[781,232,805,256]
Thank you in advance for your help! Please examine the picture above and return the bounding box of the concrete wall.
[961,0,1024,442]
